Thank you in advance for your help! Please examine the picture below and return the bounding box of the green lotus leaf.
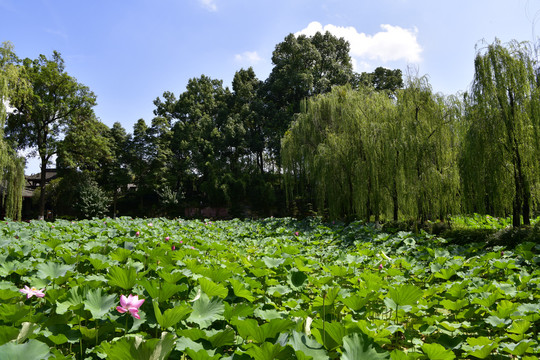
[199,277,228,299]
[232,318,294,344]
[262,256,285,269]
[311,320,346,351]
[56,286,85,315]
[313,286,340,307]
[434,268,457,280]
[463,337,498,359]
[387,284,423,307]
[175,336,206,353]
[0,325,19,345]
[97,332,176,360]
[439,299,468,311]
[183,348,222,360]
[208,328,235,348]
[342,332,390,360]
[200,267,232,282]
[390,349,413,360]
[245,341,295,360]
[0,339,50,360]
[502,340,535,356]
[472,292,503,308]
[0,288,22,301]
[187,294,225,329]
[491,300,518,318]
[287,269,308,290]
[157,269,186,284]
[230,278,255,302]
[153,300,192,329]
[506,319,531,342]
[267,285,292,298]
[36,262,74,280]
[342,293,374,311]
[421,343,455,360]
[107,266,137,290]
[484,315,511,328]
[88,254,111,270]
[84,288,116,320]
[223,302,255,321]
[517,303,540,314]
[0,303,33,325]
[288,330,328,360]
[140,279,184,303]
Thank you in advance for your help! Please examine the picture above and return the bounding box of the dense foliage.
[3,35,540,225]
[282,77,461,221]
[0,42,25,220]
[0,216,538,359]
[461,40,540,227]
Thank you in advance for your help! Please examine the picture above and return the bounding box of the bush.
[75,178,110,219]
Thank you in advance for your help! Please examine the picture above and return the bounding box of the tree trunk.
[257,151,264,174]
[523,188,531,225]
[112,190,118,219]
[392,196,398,222]
[39,156,47,220]
[512,163,522,227]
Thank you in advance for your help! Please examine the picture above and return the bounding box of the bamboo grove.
[283,39,540,224]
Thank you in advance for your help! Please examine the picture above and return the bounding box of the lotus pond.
[0,217,538,359]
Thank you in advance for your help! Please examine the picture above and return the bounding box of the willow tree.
[282,80,460,222]
[461,40,540,227]
[0,42,25,220]
[282,85,397,220]
[396,75,461,222]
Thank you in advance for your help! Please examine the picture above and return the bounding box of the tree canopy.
[461,39,540,226]
[4,35,539,228]
[0,42,25,220]
[5,50,97,218]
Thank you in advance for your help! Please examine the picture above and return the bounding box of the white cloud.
[199,0,217,12]
[234,51,262,64]
[295,21,422,68]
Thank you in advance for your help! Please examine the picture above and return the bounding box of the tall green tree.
[395,76,461,221]
[57,114,112,172]
[264,31,354,165]
[0,42,25,220]
[101,122,131,218]
[461,39,540,226]
[282,85,396,220]
[354,66,404,93]
[154,75,233,207]
[282,80,460,222]
[5,51,97,218]
[126,118,152,213]
[232,68,266,174]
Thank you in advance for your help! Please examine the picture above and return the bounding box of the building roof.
[26,169,58,182]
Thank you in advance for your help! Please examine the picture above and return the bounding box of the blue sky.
[1,0,539,173]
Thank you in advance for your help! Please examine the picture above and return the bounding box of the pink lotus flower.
[378,263,383,270]
[179,240,183,244]
[294,232,299,236]
[171,245,176,250]
[147,223,153,227]
[116,294,145,319]
[20,285,45,299]
[135,231,140,237]
[165,236,170,242]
